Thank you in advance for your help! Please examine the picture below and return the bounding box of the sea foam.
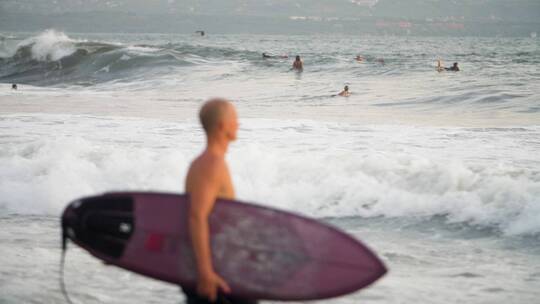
[19,29,77,62]
[0,114,538,236]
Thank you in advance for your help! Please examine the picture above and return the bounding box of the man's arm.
[188,162,230,301]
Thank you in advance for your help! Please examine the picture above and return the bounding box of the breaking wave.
[0,30,261,85]
[0,114,539,237]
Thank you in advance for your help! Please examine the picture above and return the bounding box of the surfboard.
[61,192,386,301]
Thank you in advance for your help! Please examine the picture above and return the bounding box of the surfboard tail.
[61,195,135,261]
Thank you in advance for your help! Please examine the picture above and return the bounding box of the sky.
[1,0,538,35]
[2,0,539,22]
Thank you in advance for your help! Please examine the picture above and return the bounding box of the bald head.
[199,98,236,136]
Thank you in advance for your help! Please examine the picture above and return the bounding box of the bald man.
[183,99,257,304]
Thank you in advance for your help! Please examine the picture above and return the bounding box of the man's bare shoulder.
[189,153,225,178]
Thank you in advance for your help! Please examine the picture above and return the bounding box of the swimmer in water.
[445,62,460,72]
[292,55,303,71]
[355,55,364,62]
[338,85,350,97]
[12,83,17,90]
[262,52,272,59]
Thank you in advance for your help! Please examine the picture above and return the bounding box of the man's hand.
[197,270,231,302]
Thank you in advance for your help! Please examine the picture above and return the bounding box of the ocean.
[1,30,539,303]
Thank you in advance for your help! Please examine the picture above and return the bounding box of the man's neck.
[206,137,228,157]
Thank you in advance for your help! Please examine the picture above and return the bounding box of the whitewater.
[1,30,539,303]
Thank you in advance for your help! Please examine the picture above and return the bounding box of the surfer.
[438,61,459,72]
[292,55,303,71]
[184,99,256,304]
[445,62,460,71]
[338,86,350,97]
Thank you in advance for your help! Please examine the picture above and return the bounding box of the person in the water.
[338,85,350,97]
[445,62,460,71]
[12,83,17,90]
[292,55,303,71]
[195,30,205,36]
[355,55,364,62]
[438,61,459,72]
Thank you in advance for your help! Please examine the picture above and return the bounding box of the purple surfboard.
[61,192,386,301]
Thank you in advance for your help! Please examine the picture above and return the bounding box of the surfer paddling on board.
[446,62,460,71]
[437,60,460,72]
[184,99,256,304]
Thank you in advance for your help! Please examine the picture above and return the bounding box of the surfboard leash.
[60,229,76,304]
